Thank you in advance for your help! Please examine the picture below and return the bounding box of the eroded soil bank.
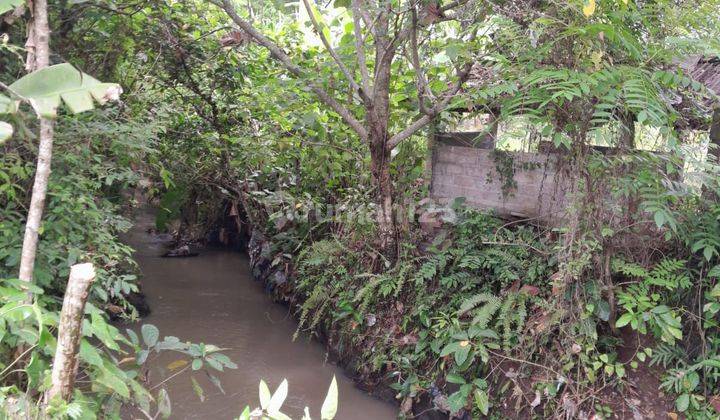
[126,208,397,419]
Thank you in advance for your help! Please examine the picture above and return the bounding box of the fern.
[354,273,384,313]
[297,285,331,337]
[414,259,438,285]
[458,254,484,270]
[459,293,502,328]
[440,271,473,288]
[614,258,689,290]
[612,258,649,278]
[650,343,686,368]
[495,292,529,350]
[647,259,690,290]
[414,254,448,285]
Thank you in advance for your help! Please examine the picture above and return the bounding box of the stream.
[125,210,397,419]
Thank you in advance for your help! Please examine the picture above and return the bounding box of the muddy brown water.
[125,210,396,419]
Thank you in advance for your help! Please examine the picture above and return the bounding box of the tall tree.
[18,0,54,288]
[214,0,481,254]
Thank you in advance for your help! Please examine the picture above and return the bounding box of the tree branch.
[408,5,433,116]
[350,0,372,94]
[301,0,371,102]
[387,62,474,150]
[389,0,469,52]
[214,0,368,141]
[355,0,375,33]
[439,0,469,14]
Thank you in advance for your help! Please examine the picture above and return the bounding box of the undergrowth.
[294,207,556,416]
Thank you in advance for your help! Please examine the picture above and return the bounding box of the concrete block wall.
[430,137,571,223]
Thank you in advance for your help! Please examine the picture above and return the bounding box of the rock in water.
[162,245,199,258]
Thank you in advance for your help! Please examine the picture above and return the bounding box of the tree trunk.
[46,263,96,403]
[18,0,54,289]
[424,122,436,185]
[366,63,396,254]
[369,130,395,254]
[368,18,397,256]
[702,108,720,200]
[709,108,720,162]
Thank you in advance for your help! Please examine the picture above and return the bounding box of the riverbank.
[219,202,682,419]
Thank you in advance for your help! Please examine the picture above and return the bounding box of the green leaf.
[698,358,720,369]
[615,313,633,328]
[190,376,205,402]
[654,211,665,228]
[96,364,130,399]
[205,356,223,371]
[0,94,12,113]
[0,0,23,15]
[604,364,614,375]
[0,121,12,143]
[683,371,700,391]
[157,388,172,419]
[208,373,225,394]
[454,345,471,365]
[615,363,625,378]
[141,324,159,347]
[447,386,471,413]
[191,359,202,370]
[474,389,490,416]
[440,341,461,357]
[7,63,121,118]
[79,340,104,367]
[25,352,47,390]
[125,328,139,346]
[446,373,466,384]
[704,246,715,262]
[321,376,338,419]
[239,406,251,420]
[675,393,689,412]
[469,326,499,340]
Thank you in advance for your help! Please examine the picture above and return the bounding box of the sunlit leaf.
[320,376,338,419]
[267,379,288,414]
[239,406,251,420]
[0,0,23,15]
[583,0,596,17]
[259,380,271,409]
[0,121,12,144]
[7,63,121,118]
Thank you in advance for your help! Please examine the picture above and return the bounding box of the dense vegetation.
[2,0,720,418]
